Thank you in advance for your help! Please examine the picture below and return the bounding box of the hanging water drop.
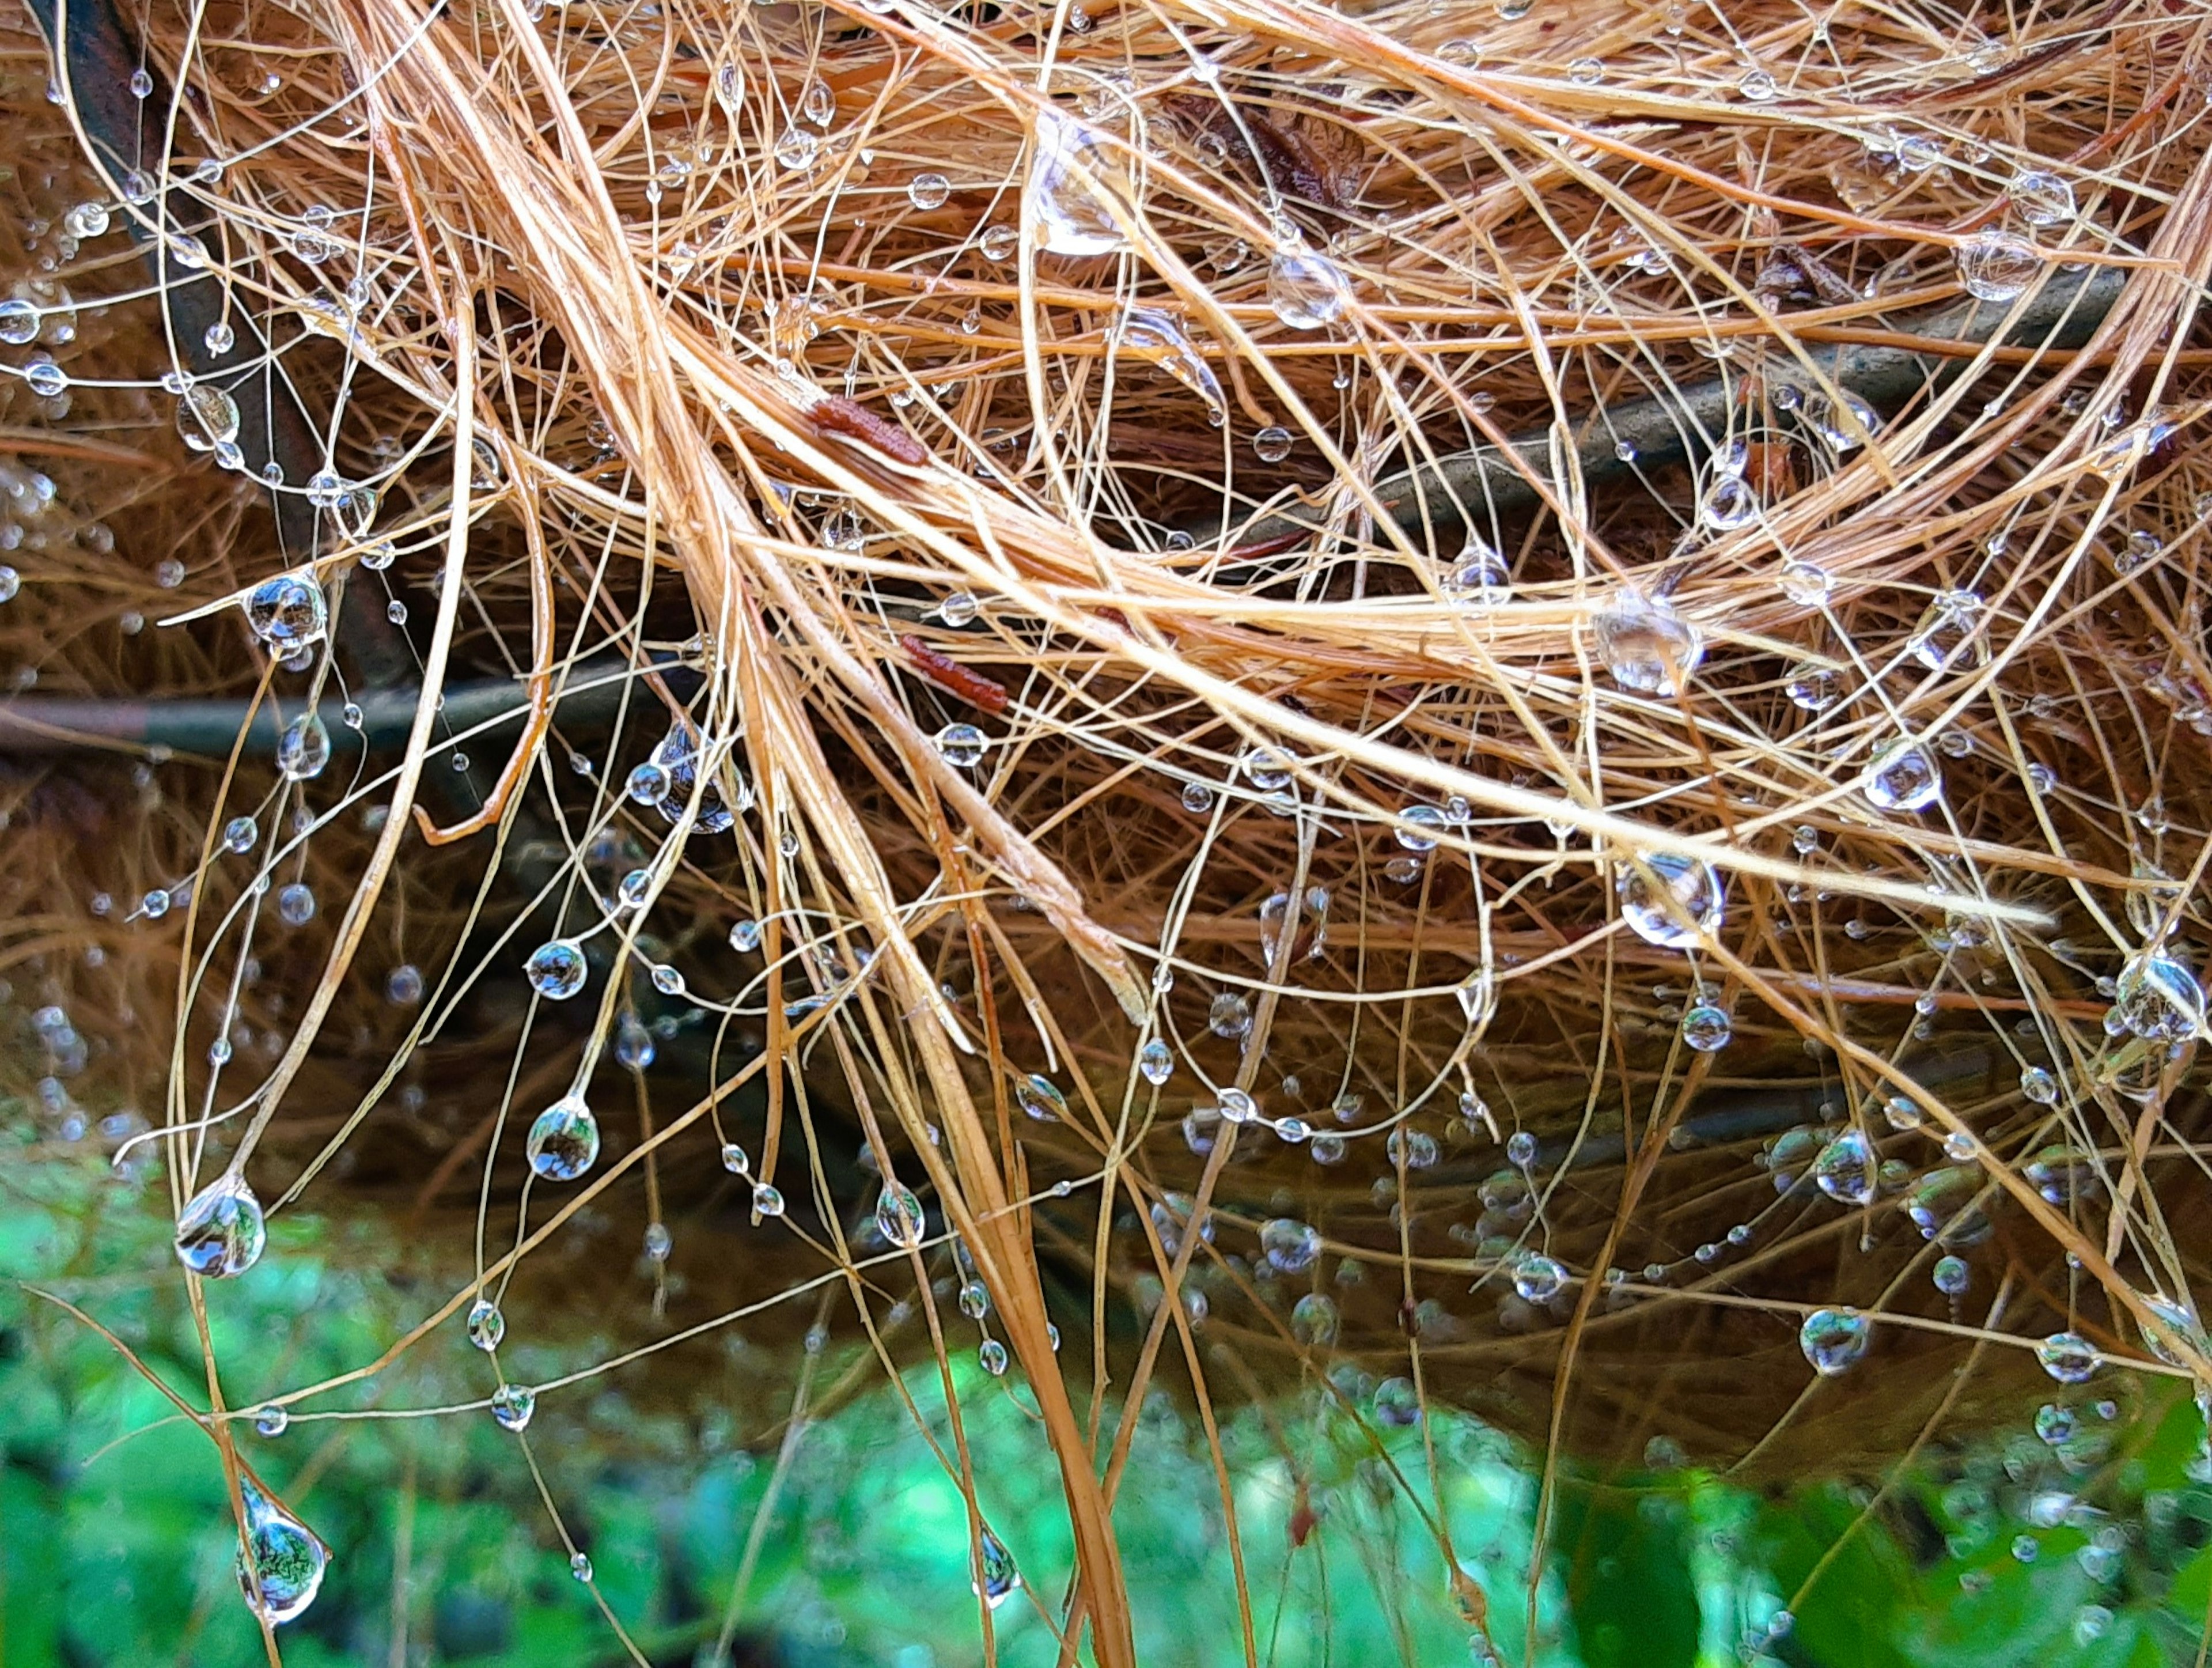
[526,1096,600,1182]
[907,171,950,210]
[1116,307,1224,418]
[1015,1073,1066,1122]
[1028,107,1126,257]
[1290,1292,1339,1346]
[1955,230,2040,302]
[2036,1332,2099,1383]
[2113,950,2203,1042]
[1680,1004,1731,1052]
[275,713,331,781]
[1616,852,1724,948]
[1260,1217,1323,1273]
[1512,1251,1567,1303]
[2008,169,2076,228]
[1812,1129,1877,1205]
[934,723,986,767]
[175,1172,267,1277]
[1592,588,1702,695]
[1138,1038,1173,1085]
[1862,742,1942,813]
[233,1478,328,1626]
[522,939,586,1000]
[975,1528,1021,1609]
[490,1382,537,1431]
[244,570,325,652]
[1444,535,1509,606]
[876,1181,926,1248]
[1799,1308,1871,1375]
[1267,245,1349,330]
[465,1297,505,1351]
[180,384,244,453]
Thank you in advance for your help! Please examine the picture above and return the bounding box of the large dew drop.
[1592,589,1702,695]
[1954,229,2041,302]
[647,722,738,834]
[1117,307,1224,420]
[526,1096,600,1182]
[2036,1331,2099,1383]
[1027,108,1125,257]
[175,1172,267,1277]
[275,712,331,781]
[2113,950,2204,1042]
[974,1528,1021,1610]
[1799,1308,1871,1375]
[1615,852,1724,948]
[1811,1129,1877,1206]
[1862,742,1942,813]
[876,1181,926,1249]
[1266,245,1349,330]
[524,939,589,1000]
[242,570,323,655]
[1260,1217,1323,1274]
[233,1477,328,1627]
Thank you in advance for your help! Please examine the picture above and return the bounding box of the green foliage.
[6,1136,2212,1667]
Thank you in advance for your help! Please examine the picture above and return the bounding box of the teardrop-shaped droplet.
[876,1181,925,1249]
[526,1096,600,1182]
[1137,1038,1173,1085]
[233,1478,328,1626]
[180,383,243,452]
[1799,1307,1871,1375]
[974,1528,1021,1610]
[2008,169,2076,228]
[276,712,331,781]
[1811,1128,1877,1205]
[1680,1003,1731,1051]
[1616,852,1724,948]
[649,722,736,833]
[1266,245,1348,330]
[1028,108,1126,257]
[1015,1073,1066,1122]
[1117,307,1224,419]
[1592,588,1702,695]
[175,1172,267,1277]
[245,570,326,652]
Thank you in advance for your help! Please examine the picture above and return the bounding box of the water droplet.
[175,1173,267,1277]
[1116,307,1223,418]
[1812,1129,1877,1205]
[179,384,243,452]
[1181,781,1215,814]
[1016,1074,1066,1122]
[466,1298,505,1351]
[1785,662,1842,711]
[204,319,234,354]
[876,1182,925,1248]
[1737,67,1778,101]
[752,1183,785,1216]
[253,1403,289,1437]
[643,1221,672,1262]
[1955,230,2040,302]
[233,1478,328,1625]
[773,125,820,170]
[275,713,331,781]
[2009,169,2076,228]
[1028,108,1124,257]
[244,569,324,652]
[1261,1217,1323,1273]
[1138,1038,1173,1085]
[1251,425,1293,462]
[223,815,257,854]
[569,1550,593,1581]
[1207,991,1251,1038]
[65,200,111,239]
[908,171,949,210]
[1616,852,1724,948]
[1443,534,1509,606]
[800,76,834,124]
[0,300,36,345]
[2036,1332,2099,1383]
[276,883,316,926]
[1506,1130,1539,1167]
[1799,1307,1871,1375]
[978,1338,1008,1375]
[1700,473,1759,531]
[934,723,986,767]
[1513,1251,1567,1303]
[1680,1004,1731,1051]
[2035,1402,2075,1445]
[1933,1254,1971,1296]
[1290,1292,1339,1345]
[1779,559,1831,606]
[2114,950,2203,1041]
[975,1529,1020,1608]
[1863,742,1942,813]
[524,939,588,1000]
[1267,245,1349,330]
[526,1096,600,1181]
[648,723,738,833]
[1373,1376,1421,1425]
[1592,589,1702,695]
[490,1382,537,1430]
